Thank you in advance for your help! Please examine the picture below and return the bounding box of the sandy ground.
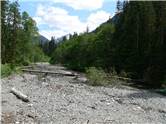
[1,63,166,124]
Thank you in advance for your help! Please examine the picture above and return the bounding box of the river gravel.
[1,63,166,124]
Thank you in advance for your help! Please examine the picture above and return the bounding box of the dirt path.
[1,63,166,124]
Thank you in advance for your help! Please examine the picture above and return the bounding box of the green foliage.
[50,22,114,71]
[1,1,48,67]
[32,46,50,62]
[1,64,12,77]
[86,67,109,86]
[1,64,22,78]
[109,67,118,76]
[49,1,166,88]
[113,1,166,87]
[86,67,121,86]
[119,70,128,78]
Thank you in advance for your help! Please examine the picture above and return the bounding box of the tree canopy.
[50,1,166,87]
[1,0,48,66]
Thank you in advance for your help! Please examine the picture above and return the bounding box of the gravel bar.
[1,63,166,124]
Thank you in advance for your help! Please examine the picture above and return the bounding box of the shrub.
[86,67,110,86]
[32,47,50,62]
[22,59,30,66]
[119,70,128,78]
[109,67,117,76]
[1,64,22,78]
[1,64,12,78]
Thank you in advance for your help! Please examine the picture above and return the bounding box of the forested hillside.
[50,1,166,87]
[1,1,48,67]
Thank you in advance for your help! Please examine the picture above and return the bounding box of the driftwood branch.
[10,87,29,102]
[21,69,78,76]
[109,76,145,83]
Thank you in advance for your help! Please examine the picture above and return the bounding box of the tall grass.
[1,64,21,78]
[1,64,12,78]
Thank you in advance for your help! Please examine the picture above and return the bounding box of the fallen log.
[76,77,88,83]
[109,75,145,83]
[10,87,29,102]
[22,66,33,68]
[21,69,78,76]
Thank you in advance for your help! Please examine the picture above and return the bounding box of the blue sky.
[18,0,117,40]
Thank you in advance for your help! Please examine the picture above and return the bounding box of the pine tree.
[116,0,123,13]
[1,0,9,63]
[86,26,89,33]
[8,1,21,64]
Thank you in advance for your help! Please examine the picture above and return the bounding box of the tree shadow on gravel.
[123,81,166,97]
[125,90,166,99]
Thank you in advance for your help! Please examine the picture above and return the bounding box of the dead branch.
[10,87,29,102]
[21,69,78,76]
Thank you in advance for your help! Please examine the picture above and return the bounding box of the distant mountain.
[111,12,121,24]
[47,14,120,44]
[39,35,49,45]
[93,13,120,33]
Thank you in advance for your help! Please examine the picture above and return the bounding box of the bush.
[22,59,30,66]
[86,67,110,86]
[1,64,12,78]
[1,64,22,78]
[32,47,50,62]
[119,70,128,78]
[109,67,118,76]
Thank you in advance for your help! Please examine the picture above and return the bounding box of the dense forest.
[49,1,166,87]
[1,0,48,67]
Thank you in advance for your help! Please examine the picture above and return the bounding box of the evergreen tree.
[1,1,47,66]
[48,37,56,56]
[116,0,123,13]
[8,1,21,64]
[1,0,9,63]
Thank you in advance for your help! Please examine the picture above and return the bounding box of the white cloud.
[33,17,44,25]
[36,4,45,16]
[53,0,104,10]
[86,10,110,31]
[36,4,68,16]
[40,30,67,40]
[33,4,110,40]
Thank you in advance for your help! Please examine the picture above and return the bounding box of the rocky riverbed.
[1,63,166,124]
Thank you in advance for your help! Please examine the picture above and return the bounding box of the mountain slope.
[39,35,49,45]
